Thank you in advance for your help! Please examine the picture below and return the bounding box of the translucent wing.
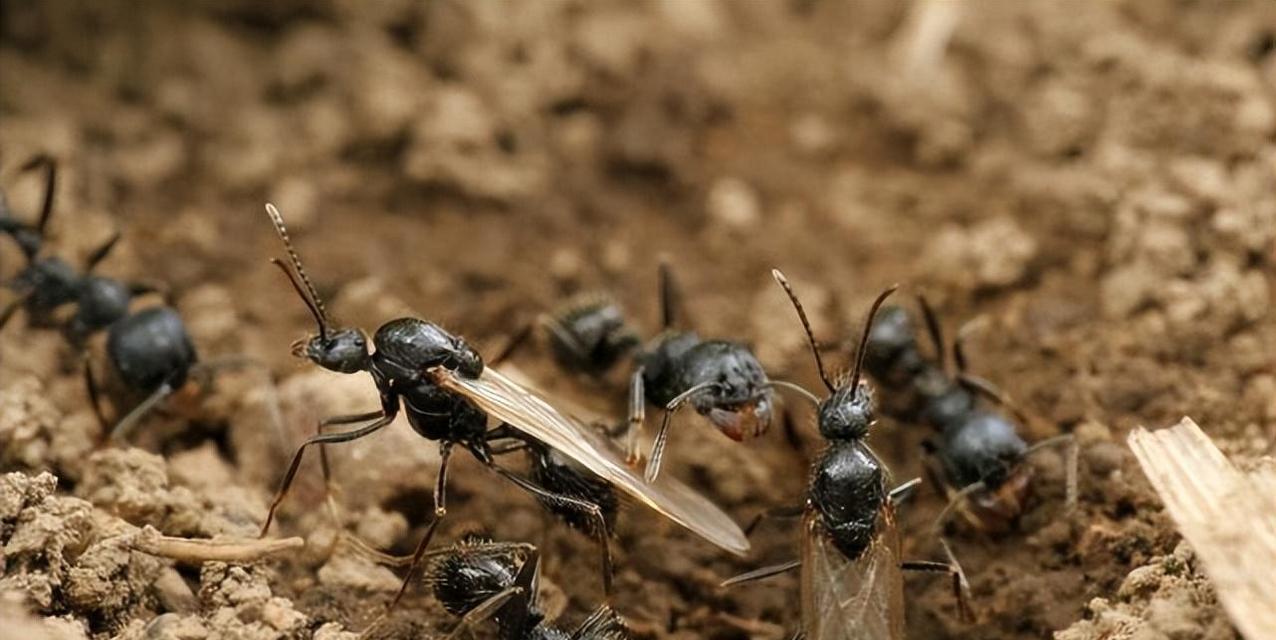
[572,605,631,640]
[800,508,904,640]
[430,365,750,556]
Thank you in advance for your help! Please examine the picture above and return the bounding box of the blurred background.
[2,1,1274,638]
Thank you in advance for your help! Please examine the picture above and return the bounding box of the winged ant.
[258,205,749,612]
[722,271,971,639]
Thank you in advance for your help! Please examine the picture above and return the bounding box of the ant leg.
[956,373,1035,428]
[486,462,614,597]
[624,365,646,466]
[314,411,385,494]
[928,481,986,539]
[18,154,57,238]
[1023,433,1079,513]
[84,231,122,272]
[389,442,454,610]
[443,586,524,640]
[889,477,924,506]
[541,312,598,370]
[951,315,990,374]
[646,381,716,483]
[744,504,805,536]
[719,558,801,588]
[108,382,175,443]
[657,258,679,330]
[901,541,973,622]
[259,413,393,537]
[489,317,538,366]
[0,295,26,330]
[81,358,111,435]
[916,294,947,372]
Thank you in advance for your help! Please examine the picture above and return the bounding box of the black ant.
[0,155,217,443]
[425,537,630,640]
[722,271,971,639]
[518,293,641,379]
[863,297,1077,533]
[258,205,748,612]
[622,262,818,483]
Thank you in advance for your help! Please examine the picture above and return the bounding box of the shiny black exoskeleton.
[769,273,899,561]
[260,204,618,608]
[724,272,970,630]
[864,299,1075,531]
[543,295,640,377]
[427,539,631,640]
[1,156,198,441]
[623,262,775,483]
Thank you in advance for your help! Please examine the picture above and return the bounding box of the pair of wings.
[430,365,750,556]
[801,508,905,640]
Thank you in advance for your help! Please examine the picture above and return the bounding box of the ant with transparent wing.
[863,296,1078,533]
[0,155,269,444]
[258,205,749,613]
[722,271,971,640]
[424,537,631,640]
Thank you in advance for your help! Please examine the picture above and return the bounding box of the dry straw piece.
[128,525,304,565]
[1128,417,1276,640]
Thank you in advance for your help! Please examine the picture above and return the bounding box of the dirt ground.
[1,1,1274,638]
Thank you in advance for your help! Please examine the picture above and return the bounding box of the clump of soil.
[2,1,1274,638]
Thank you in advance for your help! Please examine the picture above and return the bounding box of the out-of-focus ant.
[863,296,1078,533]
[502,293,640,380]
[493,263,811,484]
[722,271,971,640]
[0,155,225,443]
[425,537,631,640]
[258,205,748,613]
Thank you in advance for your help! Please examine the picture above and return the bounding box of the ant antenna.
[18,155,57,236]
[269,259,328,339]
[265,203,329,339]
[772,269,833,393]
[848,285,899,392]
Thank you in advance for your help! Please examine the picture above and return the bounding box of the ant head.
[772,269,896,442]
[818,380,874,440]
[686,342,773,441]
[267,204,371,374]
[294,327,369,374]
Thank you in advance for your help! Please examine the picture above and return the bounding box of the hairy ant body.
[0,156,205,442]
[259,205,748,613]
[623,262,813,483]
[724,272,970,640]
[863,298,1077,532]
[426,538,630,640]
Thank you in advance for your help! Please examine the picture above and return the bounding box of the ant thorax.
[373,317,483,379]
[810,440,888,560]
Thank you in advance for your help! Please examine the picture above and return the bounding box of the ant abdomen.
[810,442,887,560]
[106,306,197,392]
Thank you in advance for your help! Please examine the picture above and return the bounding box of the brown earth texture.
[2,1,1275,639]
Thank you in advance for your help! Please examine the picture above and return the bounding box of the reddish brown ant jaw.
[966,466,1033,533]
[707,397,772,441]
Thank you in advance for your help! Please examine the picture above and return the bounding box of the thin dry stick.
[129,526,304,565]
[1128,417,1276,640]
